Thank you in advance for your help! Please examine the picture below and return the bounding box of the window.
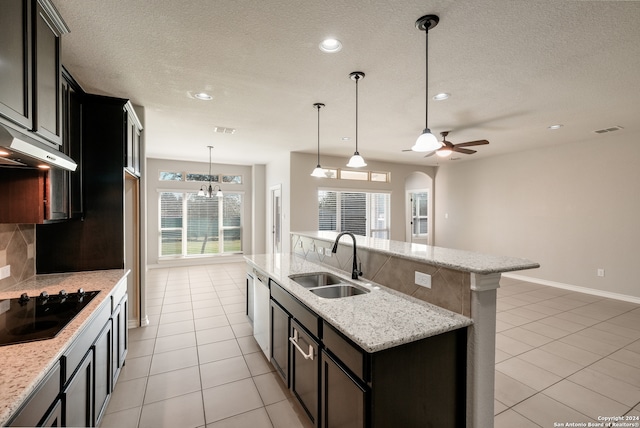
[318,190,390,238]
[159,172,183,181]
[160,191,242,257]
[411,192,429,237]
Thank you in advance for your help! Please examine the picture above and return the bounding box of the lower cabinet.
[40,399,63,427]
[94,320,113,424]
[290,320,319,425]
[63,350,94,427]
[112,295,128,385]
[320,350,366,428]
[270,300,289,385]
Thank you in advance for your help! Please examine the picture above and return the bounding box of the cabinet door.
[33,0,63,145]
[63,350,94,428]
[270,300,289,385]
[63,70,83,218]
[94,320,113,425]
[40,399,62,427]
[321,350,367,428]
[112,296,128,384]
[290,320,318,426]
[0,0,32,129]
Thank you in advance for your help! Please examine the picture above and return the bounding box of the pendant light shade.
[347,71,367,168]
[412,15,443,153]
[310,103,327,177]
[198,145,223,198]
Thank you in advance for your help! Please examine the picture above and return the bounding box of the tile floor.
[99,263,640,428]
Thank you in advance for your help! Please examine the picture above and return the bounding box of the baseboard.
[502,273,640,305]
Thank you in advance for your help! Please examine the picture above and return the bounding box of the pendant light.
[197,145,223,198]
[411,15,443,153]
[310,103,327,177]
[346,71,367,168]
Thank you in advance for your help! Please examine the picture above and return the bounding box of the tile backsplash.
[0,224,35,291]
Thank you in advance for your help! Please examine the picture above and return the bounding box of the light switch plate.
[415,271,431,288]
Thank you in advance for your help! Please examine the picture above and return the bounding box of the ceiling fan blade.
[401,149,413,152]
[454,139,489,148]
[453,147,477,155]
[423,151,436,158]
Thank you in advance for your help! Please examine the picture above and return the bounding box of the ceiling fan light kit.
[347,71,367,168]
[311,102,327,177]
[412,14,443,153]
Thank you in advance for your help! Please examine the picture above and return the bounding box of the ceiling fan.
[403,131,489,157]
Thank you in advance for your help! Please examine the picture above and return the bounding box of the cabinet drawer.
[61,297,110,384]
[322,321,365,381]
[271,280,319,338]
[111,277,127,313]
[8,361,60,427]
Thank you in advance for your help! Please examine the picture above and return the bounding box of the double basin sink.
[289,272,370,299]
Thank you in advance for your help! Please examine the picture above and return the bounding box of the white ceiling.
[55,0,640,167]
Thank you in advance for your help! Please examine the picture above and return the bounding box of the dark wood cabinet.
[320,350,366,428]
[290,319,319,426]
[61,67,83,219]
[0,0,68,145]
[40,399,62,427]
[112,294,129,384]
[0,168,46,223]
[93,320,112,425]
[7,361,60,427]
[125,105,142,176]
[63,350,93,428]
[270,300,289,385]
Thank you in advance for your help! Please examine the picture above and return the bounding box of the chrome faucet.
[331,232,362,279]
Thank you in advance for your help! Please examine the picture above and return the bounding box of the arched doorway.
[405,172,433,245]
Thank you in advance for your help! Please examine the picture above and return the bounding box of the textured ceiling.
[54,0,640,166]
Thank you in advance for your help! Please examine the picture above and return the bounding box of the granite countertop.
[245,254,473,353]
[0,270,129,426]
[295,231,540,274]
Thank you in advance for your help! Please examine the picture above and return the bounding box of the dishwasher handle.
[289,328,314,360]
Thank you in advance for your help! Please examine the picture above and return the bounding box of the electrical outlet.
[597,268,605,277]
[0,265,10,280]
[317,246,324,255]
[415,271,431,288]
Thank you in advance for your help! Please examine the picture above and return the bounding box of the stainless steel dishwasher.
[252,268,270,359]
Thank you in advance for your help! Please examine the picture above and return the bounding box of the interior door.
[407,190,429,245]
[271,185,282,254]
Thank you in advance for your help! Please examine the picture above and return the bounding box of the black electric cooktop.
[0,289,100,346]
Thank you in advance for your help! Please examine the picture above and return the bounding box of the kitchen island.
[275,231,539,428]
[0,269,129,427]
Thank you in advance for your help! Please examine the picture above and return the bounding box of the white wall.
[289,152,436,242]
[146,158,254,266]
[265,153,291,253]
[434,130,640,299]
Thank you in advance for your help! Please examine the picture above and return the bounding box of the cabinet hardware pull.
[289,328,314,360]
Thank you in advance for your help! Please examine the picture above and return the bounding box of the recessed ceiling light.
[38,164,50,169]
[432,93,450,101]
[319,38,342,53]
[194,92,213,101]
[341,136,351,141]
[548,124,563,130]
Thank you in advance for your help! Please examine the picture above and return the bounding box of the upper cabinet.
[124,103,143,177]
[0,0,69,146]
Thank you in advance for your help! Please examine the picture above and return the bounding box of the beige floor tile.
[144,366,202,404]
[244,351,275,376]
[537,315,586,333]
[559,332,620,357]
[496,300,518,312]
[223,303,246,314]
[127,338,156,359]
[554,311,600,327]
[505,307,548,322]
[609,348,640,369]
[200,355,251,389]
[568,367,640,407]
[496,333,534,356]
[521,302,563,316]
[154,331,197,353]
[159,293,191,304]
[149,346,199,375]
[161,301,193,314]
[593,321,640,340]
[495,319,516,333]
[193,305,226,319]
[156,319,195,338]
[194,315,230,331]
[589,357,640,387]
[119,355,152,382]
[237,335,261,355]
[494,399,508,415]
[494,409,541,428]
[543,380,629,420]
[578,326,636,348]
[206,407,274,428]
[129,325,159,342]
[517,348,583,377]
[198,339,243,364]
[538,297,586,311]
[196,325,236,345]
[191,294,221,305]
[106,377,147,413]
[99,406,141,428]
[520,320,570,339]
[495,349,512,363]
[496,312,532,327]
[512,393,593,427]
[138,391,204,428]
[159,310,194,325]
[539,340,602,366]
[147,297,163,308]
[146,305,161,315]
[494,371,537,407]
[231,322,253,338]
[226,312,250,325]
[496,357,562,391]
[203,378,264,424]
[253,372,289,406]
[501,327,554,347]
[265,398,313,428]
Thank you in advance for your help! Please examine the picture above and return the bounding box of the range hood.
[0,124,77,171]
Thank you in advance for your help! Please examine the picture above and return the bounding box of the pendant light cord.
[317,105,321,164]
[424,28,429,129]
[355,75,359,152]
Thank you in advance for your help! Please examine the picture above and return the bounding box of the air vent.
[214,127,236,134]
[594,125,624,134]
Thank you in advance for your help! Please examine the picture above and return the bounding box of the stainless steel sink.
[309,284,369,299]
[290,272,344,288]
